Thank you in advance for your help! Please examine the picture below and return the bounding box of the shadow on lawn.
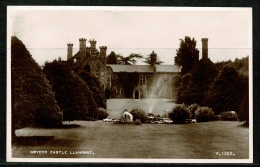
[14,136,54,146]
[37,123,82,129]
[14,136,80,147]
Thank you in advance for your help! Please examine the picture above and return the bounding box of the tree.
[117,53,143,65]
[143,51,164,66]
[175,36,199,74]
[176,58,218,105]
[78,71,107,109]
[11,36,63,141]
[43,60,98,121]
[106,51,117,64]
[204,64,244,115]
[176,73,192,104]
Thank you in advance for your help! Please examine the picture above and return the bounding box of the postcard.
[7,6,253,163]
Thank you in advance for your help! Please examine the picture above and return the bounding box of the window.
[119,88,124,95]
[140,75,146,85]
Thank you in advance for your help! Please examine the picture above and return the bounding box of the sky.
[8,7,252,66]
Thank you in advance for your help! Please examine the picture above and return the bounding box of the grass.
[13,121,249,159]
[12,98,249,159]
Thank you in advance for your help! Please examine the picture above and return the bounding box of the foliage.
[176,58,218,105]
[189,58,218,105]
[105,88,111,99]
[97,108,109,120]
[106,51,118,64]
[214,57,249,122]
[11,36,63,132]
[195,107,214,122]
[117,53,143,65]
[143,51,164,66]
[215,57,248,77]
[43,60,98,121]
[78,71,107,109]
[168,104,190,124]
[117,72,140,98]
[220,111,238,121]
[176,73,192,104]
[187,104,201,119]
[134,119,142,125]
[175,36,199,74]
[204,64,244,115]
[130,108,148,123]
[237,75,249,123]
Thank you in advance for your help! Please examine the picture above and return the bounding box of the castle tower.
[100,46,107,64]
[79,38,87,59]
[90,39,97,55]
[201,38,208,59]
[150,51,157,66]
[67,43,73,60]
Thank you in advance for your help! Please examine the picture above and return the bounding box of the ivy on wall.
[117,72,140,98]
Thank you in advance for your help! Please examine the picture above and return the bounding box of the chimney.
[100,46,107,64]
[67,43,73,60]
[150,51,157,66]
[201,38,208,59]
[79,38,87,59]
[90,39,97,55]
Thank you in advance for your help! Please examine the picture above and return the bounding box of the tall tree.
[204,64,243,114]
[117,53,143,65]
[176,58,218,105]
[106,51,118,64]
[78,71,107,109]
[143,51,164,66]
[43,60,98,121]
[175,36,199,74]
[11,36,63,141]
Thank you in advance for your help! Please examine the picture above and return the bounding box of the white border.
[6,6,253,163]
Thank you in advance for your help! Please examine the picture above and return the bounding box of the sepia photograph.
[7,6,252,163]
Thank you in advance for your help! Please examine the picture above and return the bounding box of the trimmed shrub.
[168,104,190,124]
[187,103,200,119]
[11,36,63,130]
[220,111,238,121]
[130,108,148,123]
[97,108,109,120]
[195,107,214,122]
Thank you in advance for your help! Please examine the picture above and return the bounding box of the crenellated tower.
[67,43,73,60]
[100,46,107,64]
[79,38,87,59]
[89,39,97,56]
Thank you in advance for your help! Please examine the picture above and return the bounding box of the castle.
[66,38,209,99]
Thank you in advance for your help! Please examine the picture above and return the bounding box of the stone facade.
[67,38,111,91]
[66,37,189,99]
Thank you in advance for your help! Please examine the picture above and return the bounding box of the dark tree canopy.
[11,36,63,131]
[117,53,143,65]
[43,60,98,121]
[106,51,117,64]
[78,71,107,109]
[176,58,218,105]
[204,64,245,115]
[143,51,164,66]
[175,36,199,75]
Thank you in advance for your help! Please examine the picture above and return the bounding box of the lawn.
[12,98,249,160]
[13,121,249,159]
